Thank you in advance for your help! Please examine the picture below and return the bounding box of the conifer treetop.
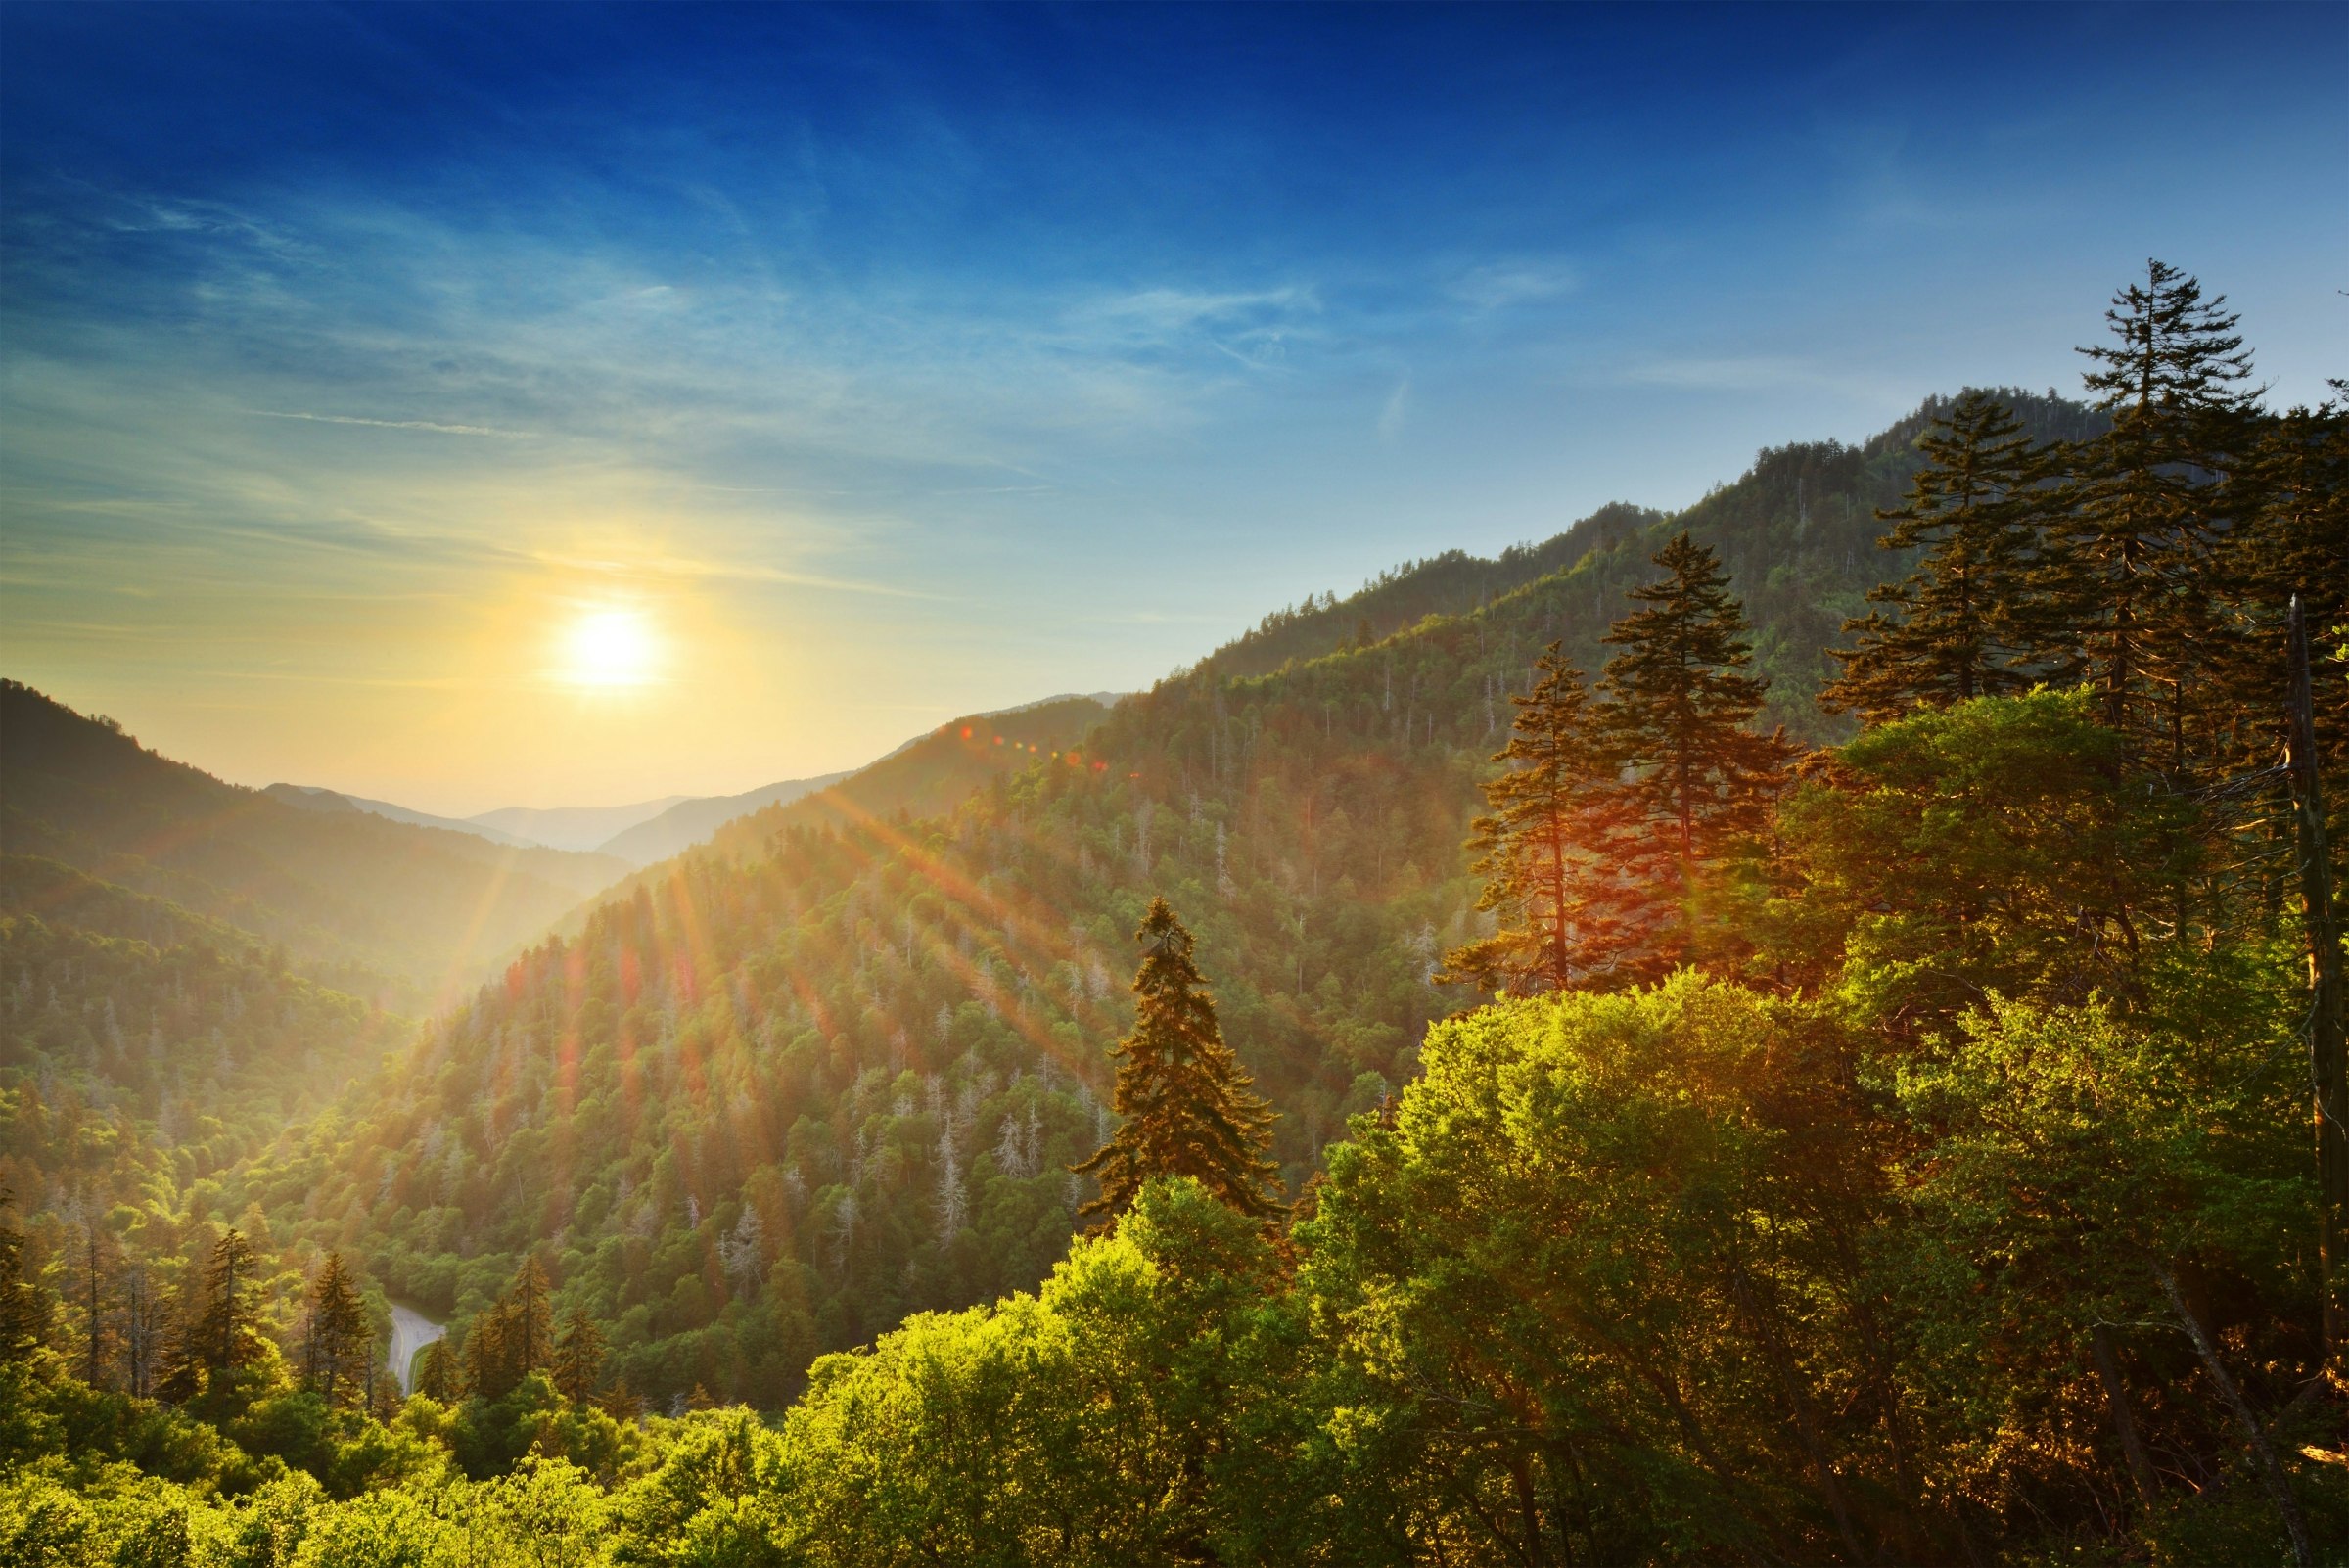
[1442,644,1673,993]
[1071,897,1281,1222]
[1825,391,2061,719]
[1597,532,1782,861]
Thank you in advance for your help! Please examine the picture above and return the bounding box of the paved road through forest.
[387,1301,446,1396]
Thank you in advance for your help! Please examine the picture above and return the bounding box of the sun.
[561,605,660,689]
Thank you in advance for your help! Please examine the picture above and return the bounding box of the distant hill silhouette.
[265,782,564,853]
[466,796,689,852]
[1,681,628,1006]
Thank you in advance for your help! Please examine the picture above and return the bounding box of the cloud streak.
[247,410,535,438]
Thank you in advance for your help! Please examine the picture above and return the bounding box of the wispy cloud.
[1063,285,1321,371]
[1451,259,1579,313]
[248,410,535,438]
[1378,377,1410,440]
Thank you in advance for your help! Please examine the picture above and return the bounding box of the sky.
[3,2,2342,817]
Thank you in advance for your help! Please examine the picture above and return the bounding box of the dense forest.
[3,261,2345,1564]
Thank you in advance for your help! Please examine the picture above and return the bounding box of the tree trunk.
[2152,1263,2311,1568]
[2286,597,2348,1368]
[2090,1324,2159,1507]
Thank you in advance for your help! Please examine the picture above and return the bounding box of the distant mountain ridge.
[466,796,690,853]
[0,680,630,1008]
[595,772,854,865]
[1198,387,2106,703]
[264,783,548,852]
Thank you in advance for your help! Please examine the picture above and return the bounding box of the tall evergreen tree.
[302,1252,370,1408]
[1597,532,1785,862]
[552,1306,606,1404]
[78,1221,117,1389]
[466,1255,555,1401]
[158,1229,264,1402]
[1825,392,2057,720]
[0,1187,48,1364]
[1071,899,1280,1222]
[195,1230,262,1377]
[414,1337,463,1404]
[1442,644,1673,993]
[2051,258,2258,767]
[2236,403,2349,771]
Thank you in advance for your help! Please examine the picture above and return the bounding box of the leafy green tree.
[1748,690,2195,1030]
[1301,976,1903,1564]
[1071,899,1280,1222]
[1894,988,2319,1565]
[1598,531,1785,863]
[1825,391,2056,720]
[1442,643,1671,993]
[739,1178,1313,1566]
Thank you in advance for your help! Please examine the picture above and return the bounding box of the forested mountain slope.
[1205,388,2105,737]
[229,393,2129,1407]
[705,694,1121,857]
[1,883,389,1230]
[1,683,627,1007]
[591,773,852,866]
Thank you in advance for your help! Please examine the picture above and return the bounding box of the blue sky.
[3,2,2342,813]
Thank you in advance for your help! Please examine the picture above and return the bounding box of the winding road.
[386,1301,446,1396]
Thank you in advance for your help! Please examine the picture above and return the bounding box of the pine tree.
[0,1187,48,1363]
[302,1252,370,1408]
[187,1229,263,1381]
[2050,258,2258,767]
[1441,644,1673,993]
[466,1255,555,1401]
[552,1306,606,1404]
[1071,899,1281,1222]
[1825,392,2057,720]
[2236,403,2349,770]
[598,1373,644,1422]
[505,1255,552,1374]
[78,1221,117,1389]
[1597,532,1785,862]
[414,1336,462,1403]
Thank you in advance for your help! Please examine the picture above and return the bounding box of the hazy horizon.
[5,2,2342,817]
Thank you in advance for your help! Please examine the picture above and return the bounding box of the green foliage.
[1745,689,2197,1029]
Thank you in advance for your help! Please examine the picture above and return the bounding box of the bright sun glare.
[562,606,659,689]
